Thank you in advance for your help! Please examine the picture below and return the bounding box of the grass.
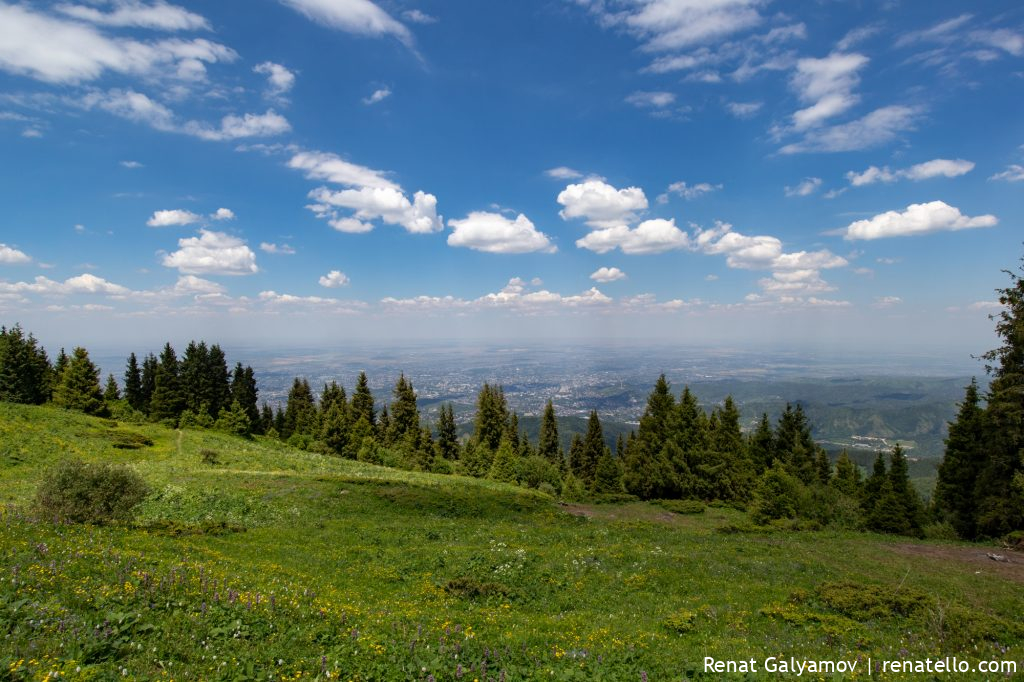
[1,401,1022,680]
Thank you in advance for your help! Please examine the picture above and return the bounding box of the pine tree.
[320,399,349,456]
[638,374,676,455]
[180,340,210,416]
[436,403,459,460]
[140,353,157,414]
[676,386,708,454]
[934,379,987,538]
[377,404,391,444]
[53,348,68,382]
[320,381,346,415]
[886,443,924,535]
[775,403,817,484]
[505,412,520,451]
[215,399,252,438]
[351,372,376,427]
[748,413,775,475]
[488,438,519,483]
[473,383,509,452]
[622,435,679,500]
[863,451,887,514]
[230,363,260,433]
[124,352,143,411]
[206,344,231,416]
[592,450,623,494]
[831,450,862,497]
[53,347,105,415]
[260,403,274,435]
[576,410,605,486]
[283,378,317,439]
[568,433,584,478]
[538,399,562,468]
[815,449,832,484]
[0,324,52,404]
[149,343,184,421]
[103,374,120,402]
[388,373,420,445]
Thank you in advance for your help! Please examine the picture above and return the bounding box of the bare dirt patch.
[887,543,1024,585]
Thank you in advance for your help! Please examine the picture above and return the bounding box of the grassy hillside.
[1,403,1022,680]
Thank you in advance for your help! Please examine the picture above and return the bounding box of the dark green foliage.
[350,371,375,427]
[831,450,862,497]
[592,450,622,494]
[377,404,391,444]
[140,352,157,414]
[863,452,887,515]
[776,403,817,484]
[215,399,252,438]
[748,413,775,475]
[148,343,184,421]
[865,444,924,536]
[488,438,518,483]
[123,352,143,411]
[103,374,120,402]
[515,455,561,490]
[230,363,260,433]
[52,347,106,416]
[320,400,349,457]
[573,410,604,485]
[0,324,52,404]
[473,382,509,452]
[934,379,986,538]
[538,399,561,468]
[388,373,419,445]
[34,459,149,524]
[435,403,459,460]
[622,437,679,500]
[282,378,316,439]
[750,463,802,524]
[109,431,153,450]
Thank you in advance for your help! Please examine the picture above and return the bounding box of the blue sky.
[0,0,1022,353]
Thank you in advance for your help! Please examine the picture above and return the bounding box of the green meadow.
[1,402,1021,681]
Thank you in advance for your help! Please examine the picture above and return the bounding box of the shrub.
[200,449,220,466]
[34,459,149,525]
[109,431,153,450]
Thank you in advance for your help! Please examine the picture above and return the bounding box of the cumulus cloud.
[657,181,721,203]
[362,87,391,105]
[211,207,235,221]
[576,219,690,255]
[120,160,143,169]
[841,201,998,240]
[318,269,350,288]
[780,105,920,154]
[259,242,296,255]
[254,61,296,99]
[258,290,364,313]
[847,158,975,186]
[184,110,291,141]
[279,0,413,47]
[310,186,441,234]
[147,209,202,227]
[447,212,556,254]
[757,269,835,295]
[382,277,615,312]
[0,273,130,296]
[0,244,32,264]
[590,266,627,283]
[557,180,648,229]
[790,52,868,130]
[990,164,1024,182]
[162,229,258,275]
[55,1,210,31]
[173,275,224,295]
[784,177,822,197]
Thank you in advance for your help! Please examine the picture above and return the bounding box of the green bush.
[34,459,149,525]
[200,448,221,465]
[109,431,153,450]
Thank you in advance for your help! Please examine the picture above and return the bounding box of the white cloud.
[309,186,442,234]
[327,216,375,233]
[383,277,615,312]
[185,109,291,141]
[55,1,210,31]
[625,90,675,108]
[841,201,998,240]
[402,9,436,24]
[0,5,235,84]
[173,275,224,295]
[259,242,296,255]
[780,105,920,154]
[120,160,143,169]
[162,229,259,275]
[990,164,1024,182]
[757,269,835,295]
[970,29,1024,57]
[590,266,627,283]
[254,61,296,98]
[705,274,718,281]
[657,180,721,203]
[557,180,648,228]
[0,244,31,264]
[726,101,762,118]
[969,300,1004,311]
[876,257,901,265]
[790,52,868,130]
[287,150,398,190]
[147,208,202,227]
[279,0,412,46]
[694,221,847,271]
[319,270,350,288]
[0,273,130,296]
[847,158,975,186]
[599,0,764,52]
[576,218,690,255]
[21,127,43,138]
[874,296,902,308]
[362,87,391,105]
[211,207,235,221]
[545,166,583,180]
[784,177,822,197]
[447,212,556,254]
[258,290,364,313]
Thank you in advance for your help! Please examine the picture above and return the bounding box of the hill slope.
[1,403,1021,680]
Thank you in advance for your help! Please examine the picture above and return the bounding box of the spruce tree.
[934,379,987,538]
[320,400,349,456]
[622,435,679,500]
[230,364,260,432]
[388,373,420,445]
[831,450,862,497]
[283,378,317,439]
[149,343,184,421]
[140,353,157,414]
[123,352,143,411]
[351,371,376,427]
[436,403,459,460]
[180,340,210,415]
[488,438,519,483]
[53,347,106,415]
[568,433,584,478]
[215,399,252,438]
[577,410,605,486]
[377,404,391,444]
[863,451,887,515]
[0,324,52,404]
[206,344,231,417]
[53,348,68,382]
[103,374,120,402]
[473,383,509,452]
[638,374,676,455]
[886,443,924,535]
[538,399,562,468]
[748,413,775,475]
[592,450,623,494]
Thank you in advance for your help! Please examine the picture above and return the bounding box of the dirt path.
[176,429,183,457]
[886,543,1024,584]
